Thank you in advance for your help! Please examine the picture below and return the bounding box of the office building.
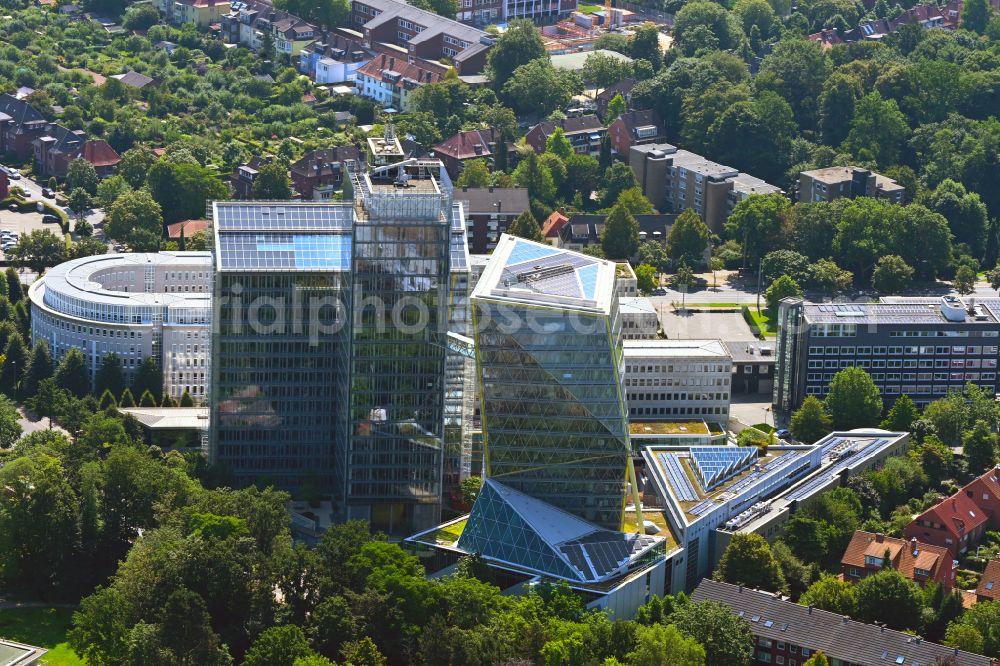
[724,340,775,395]
[628,143,782,234]
[619,297,658,339]
[692,579,993,666]
[210,156,470,535]
[408,235,669,618]
[799,166,906,204]
[773,296,1000,413]
[641,431,908,592]
[623,339,732,421]
[29,252,212,400]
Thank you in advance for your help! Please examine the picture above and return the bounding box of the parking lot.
[0,207,62,258]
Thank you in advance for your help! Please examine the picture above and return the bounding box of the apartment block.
[799,166,907,204]
[629,143,782,234]
[623,339,732,422]
[774,296,1000,414]
[453,186,530,254]
[524,116,606,158]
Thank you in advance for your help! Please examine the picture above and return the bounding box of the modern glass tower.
[210,157,471,535]
[465,235,639,531]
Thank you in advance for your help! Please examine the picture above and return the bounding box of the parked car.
[7,169,21,180]
[41,187,54,198]
[775,429,791,439]
[651,288,667,296]
[42,214,60,224]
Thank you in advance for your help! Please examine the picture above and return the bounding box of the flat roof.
[551,49,633,70]
[630,420,709,435]
[0,640,45,666]
[472,234,617,313]
[120,407,209,430]
[619,296,656,315]
[623,339,729,358]
[801,299,999,325]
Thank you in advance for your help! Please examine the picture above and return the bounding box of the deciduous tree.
[825,367,882,430]
[790,395,832,444]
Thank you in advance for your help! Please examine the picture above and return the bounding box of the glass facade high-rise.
[467,235,637,531]
[211,158,471,535]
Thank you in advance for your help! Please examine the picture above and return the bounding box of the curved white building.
[29,252,213,401]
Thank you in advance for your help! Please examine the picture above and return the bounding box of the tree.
[0,333,28,397]
[70,237,110,260]
[99,389,117,410]
[0,395,21,448]
[945,601,1000,658]
[790,395,832,444]
[117,145,157,189]
[725,194,790,268]
[582,52,633,92]
[673,262,696,310]
[252,162,292,200]
[341,637,387,666]
[146,161,229,224]
[601,162,639,208]
[715,533,786,592]
[635,264,658,293]
[243,625,312,666]
[924,392,970,446]
[5,268,20,304]
[7,230,66,273]
[631,23,663,71]
[23,340,53,397]
[545,128,574,161]
[674,3,740,55]
[627,624,706,666]
[179,390,195,407]
[506,210,543,242]
[765,275,802,318]
[809,259,853,294]
[756,39,830,128]
[799,575,857,615]
[954,265,977,296]
[602,203,640,260]
[133,357,162,403]
[614,187,655,216]
[843,92,910,168]
[944,623,986,656]
[894,204,953,281]
[95,353,125,401]
[120,388,136,408]
[512,151,556,206]
[67,158,99,195]
[855,569,925,632]
[487,20,546,91]
[68,188,92,219]
[761,250,811,287]
[667,209,710,264]
[872,255,915,294]
[922,180,988,259]
[605,94,626,124]
[961,0,991,33]
[818,72,861,146]
[105,189,163,243]
[881,394,918,432]
[707,93,795,184]
[276,0,350,27]
[503,60,581,117]
[161,394,177,408]
[54,348,89,398]
[454,159,490,188]
[139,390,157,407]
[672,601,755,666]
[803,652,830,666]
[825,367,882,430]
[963,420,998,474]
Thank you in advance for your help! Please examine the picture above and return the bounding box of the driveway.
[17,406,70,439]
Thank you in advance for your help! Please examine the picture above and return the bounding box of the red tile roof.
[357,55,442,87]
[76,140,120,167]
[841,531,950,584]
[166,219,210,239]
[915,491,990,541]
[434,129,498,161]
[542,210,569,238]
[977,559,1000,601]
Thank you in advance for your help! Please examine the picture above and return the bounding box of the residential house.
[290,146,364,200]
[524,116,606,157]
[110,71,157,90]
[0,93,46,161]
[692,579,994,666]
[557,213,673,251]
[629,143,783,234]
[595,77,635,117]
[454,187,530,254]
[841,531,956,589]
[355,55,442,111]
[432,128,507,178]
[166,219,211,242]
[33,123,120,179]
[155,0,227,28]
[905,465,1000,560]
[230,155,275,200]
[608,109,664,156]
[298,31,372,84]
[807,27,845,49]
[541,210,569,245]
[977,559,1000,603]
[221,0,317,55]
[350,0,491,75]
[799,166,907,204]
[154,40,179,54]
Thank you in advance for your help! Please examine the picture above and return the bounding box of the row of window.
[808,358,998,369]
[807,381,994,396]
[624,364,730,373]
[808,345,999,355]
[808,372,997,383]
[629,406,728,416]
[626,392,729,402]
[626,377,730,387]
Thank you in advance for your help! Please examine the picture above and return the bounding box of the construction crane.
[604,0,613,28]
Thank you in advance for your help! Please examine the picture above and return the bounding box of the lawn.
[0,606,83,666]
[578,2,603,12]
[745,308,777,337]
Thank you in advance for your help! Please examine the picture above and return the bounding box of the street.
[4,164,106,235]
